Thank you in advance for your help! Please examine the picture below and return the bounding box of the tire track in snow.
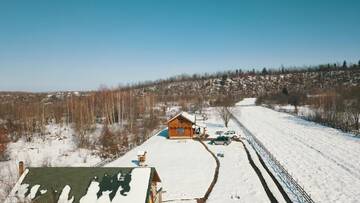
[232,113,316,202]
[284,124,360,178]
[254,113,360,186]
[259,111,360,181]
[236,106,360,202]
[245,141,292,203]
[267,107,360,171]
[237,139,279,203]
[265,106,360,156]
[195,139,220,203]
[198,137,279,203]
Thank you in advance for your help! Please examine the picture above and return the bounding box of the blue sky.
[0,0,359,92]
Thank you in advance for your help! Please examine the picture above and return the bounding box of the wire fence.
[230,112,315,203]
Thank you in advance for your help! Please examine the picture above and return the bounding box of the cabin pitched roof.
[167,111,196,124]
[5,167,161,203]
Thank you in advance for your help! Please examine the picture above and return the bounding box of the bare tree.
[346,88,360,131]
[288,94,300,114]
[0,127,9,161]
[217,107,233,128]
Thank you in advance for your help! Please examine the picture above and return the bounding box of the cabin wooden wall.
[168,116,193,138]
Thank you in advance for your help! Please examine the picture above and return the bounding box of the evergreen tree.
[281,66,285,74]
[262,67,268,75]
[282,87,289,95]
[343,60,347,68]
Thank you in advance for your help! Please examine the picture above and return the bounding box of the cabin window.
[177,128,185,135]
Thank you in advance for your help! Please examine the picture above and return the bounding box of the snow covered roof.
[5,167,161,203]
[168,111,196,124]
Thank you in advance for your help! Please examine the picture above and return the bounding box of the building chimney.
[19,161,24,177]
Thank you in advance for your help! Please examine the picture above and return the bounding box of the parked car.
[211,136,231,145]
[223,130,241,139]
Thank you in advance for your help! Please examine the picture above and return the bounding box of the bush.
[100,125,121,157]
[75,130,93,149]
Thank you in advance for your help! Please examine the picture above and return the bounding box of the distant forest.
[131,60,360,88]
[1,60,360,158]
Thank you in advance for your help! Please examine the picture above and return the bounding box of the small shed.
[138,150,147,166]
[167,112,196,139]
[194,122,207,136]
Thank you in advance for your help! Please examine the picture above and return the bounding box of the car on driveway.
[210,136,231,145]
[223,130,241,139]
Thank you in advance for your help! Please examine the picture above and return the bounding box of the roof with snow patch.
[167,111,196,124]
[5,167,161,203]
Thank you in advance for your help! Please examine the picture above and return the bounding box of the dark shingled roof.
[8,167,160,203]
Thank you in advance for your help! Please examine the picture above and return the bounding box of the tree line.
[0,59,359,158]
[257,86,360,135]
[0,88,162,158]
[124,60,360,90]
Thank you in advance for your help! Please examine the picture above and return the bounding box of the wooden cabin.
[167,112,196,139]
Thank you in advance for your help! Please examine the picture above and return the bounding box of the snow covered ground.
[1,109,278,203]
[0,124,102,202]
[105,130,215,202]
[4,97,355,202]
[202,107,286,203]
[206,141,270,203]
[106,106,289,202]
[233,98,360,202]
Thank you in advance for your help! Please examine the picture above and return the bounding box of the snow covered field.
[105,107,295,202]
[233,98,360,202]
[3,98,357,202]
[206,141,269,202]
[0,124,101,202]
[106,130,215,202]
[202,107,286,203]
